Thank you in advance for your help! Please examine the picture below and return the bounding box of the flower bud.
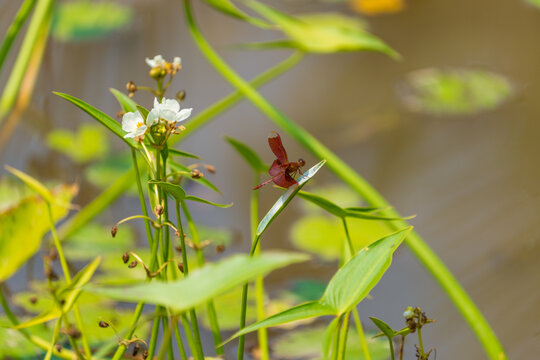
[149,67,163,79]
[122,252,130,264]
[126,80,137,93]
[178,262,184,273]
[191,169,203,179]
[111,226,118,238]
[128,260,138,269]
[176,90,186,101]
[205,164,216,174]
[403,306,414,320]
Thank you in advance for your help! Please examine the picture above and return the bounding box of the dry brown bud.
[98,321,109,328]
[29,295,38,304]
[205,164,216,174]
[116,110,125,119]
[54,344,62,353]
[67,327,82,339]
[154,205,164,216]
[143,349,149,359]
[216,244,225,253]
[128,260,138,269]
[111,226,118,238]
[175,245,182,253]
[133,343,140,356]
[178,262,184,273]
[126,80,137,93]
[176,90,186,101]
[122,252,130,264]
[191,169,203,179]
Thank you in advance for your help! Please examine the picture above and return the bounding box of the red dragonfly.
[253,132,306,190]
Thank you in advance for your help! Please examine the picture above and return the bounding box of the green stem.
[174,321,188,360]
[337,313,350,360]
[180,201,224,355]
[180,313,198,358]
[56,52,301,243]
[0,0,36,73]
[46,204,92,358]
[44,317,62,360]
[147,312,162,359]
[183,2,506,358]
[331,315,344,360]
[132,149,154,244]
[417,326,426,359]
[252,173,269,360]
[352,308,372,360]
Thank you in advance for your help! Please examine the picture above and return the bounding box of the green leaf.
[321,228,411,314]
[52,0,133,42]
[202,0,268,28]
[14,257,101,329]
[110,88,137,112]
[4,165,53,203]
[369,316,395,339]
[246,0,399,57]
[0,0,36,74]
[227,301,335,341]
[136,105,149,119]
[527,0,540,9]
[149,181,186,202]
[323,316,342,359]
[87,251,308,312]
[225,136,267,173]
[257,160,326,237]
[184,195,233,208]
[297,190,347,217]
[46,123,109,164]
[54,91,137,149]
[400,68,513,115]
[0,184,76,281]
[168,148,201,160]
[168,160,222,195]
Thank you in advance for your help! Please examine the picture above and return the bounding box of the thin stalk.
[352,308,372,360]
[252,173,269,360]
[337,313,350,360]
[180,313,198,358]
[56,53,302,243]
[0,288,76,360]
[46,204,92,358]
[417,326,426,359]
[157,316,174,360]
[0,0,37,73]
[176,202,205,360]
[174,322,189,360]
[44,317,62,360]
[180,200,224,355]
[147,312,162,360]
[183,2,506,358]
[132,149,154,244]
[331,315,344,360]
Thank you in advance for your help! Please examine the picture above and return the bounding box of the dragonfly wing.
[272,172,297,188]
[268,132,288,163]
[269,159,285,176]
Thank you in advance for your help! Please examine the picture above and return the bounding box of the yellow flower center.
[136,122,144,128]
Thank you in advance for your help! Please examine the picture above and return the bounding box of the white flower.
[145,55,166,68]
[173,57,181,68]
[147,97,192,125]
[122,111,147,138]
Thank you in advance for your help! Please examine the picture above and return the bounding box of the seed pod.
[143,349,149,359]
[111,226,118,238]
[67,327,82,339]
[132,343,140,356]
[178,262,184,273]
[29,295,38,304]
[175,245,182,253]
[154,205,164,216]
[128,260,138,269]
[98,321,109,328]
[176,90,186,101]
[126,80,137,93]
[54,344,62,353]
[191,169,203,179]
[216,244,225,253]
[122,252,130,264]
[205,164,216,174]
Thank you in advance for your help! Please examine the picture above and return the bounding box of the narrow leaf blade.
[110,88,137,112]
[257,160,326,237]
[369,317,395,339]
[5,165,52,203]
[149,181,186,202]
[184,195,232,208]
[168,148,201,160]
[297,190,346,218]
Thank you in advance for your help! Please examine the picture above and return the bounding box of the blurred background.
[1,0,539,358]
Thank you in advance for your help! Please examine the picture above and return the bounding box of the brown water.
[1,0,539,358]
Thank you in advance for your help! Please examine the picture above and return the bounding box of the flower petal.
[175,108,192,123]
[147,109,159,126]
[162,98,180,112]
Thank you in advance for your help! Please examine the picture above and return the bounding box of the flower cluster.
[122,97,192,140]
[145,55,181,77]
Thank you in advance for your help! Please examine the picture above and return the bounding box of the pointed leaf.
[257,160,326,237]
[369,317,395,339]
[54,92,137,148]
[202,0,269,28]
[5,165,53,203]
[136,104,149,119]
[227,301,335,342]
[297,190,346,218]
[246,0,399,57]
[110,88,137,112]
[344,209,413,221]
[168,148,200,160]
[225,136,267,173]
[86,252,308,313]
[184,195,232,208]
[321,228,411,314]
[149,181,186,202]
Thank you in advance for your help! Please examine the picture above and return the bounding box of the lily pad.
[52,0,133,42]
[399,68,513,115]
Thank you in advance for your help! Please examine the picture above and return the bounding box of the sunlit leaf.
[168,148,201,160]
[14,257,101,329]
[54,92,137,148]
[350,0,406,16]
[399,68,513,115]
[321,228,410,314]
[225,136,267,173]
[274,325,389,360]
[246,1,399,57]
[110,88,137,113]
[52,0,133,42]
[0,0,36,74]
[0,184,76,281]
[202,0,268,27]
[46,123,109,164]
[257,160,326,237]
[4,165,53,203]
[0,177,35,211]
[0,317,52,358]
[87,252,308,312]
[290,215,392,261]
[228,301,335,341]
